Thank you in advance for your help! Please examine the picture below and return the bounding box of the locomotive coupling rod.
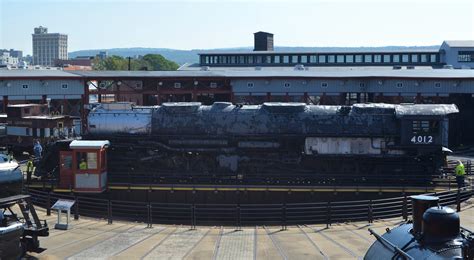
[368,228,414,260]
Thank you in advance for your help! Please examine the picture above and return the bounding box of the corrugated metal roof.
[69,70,226,78]
[443,41,474,48]
[0,69,81,78]
[1,68,473,79]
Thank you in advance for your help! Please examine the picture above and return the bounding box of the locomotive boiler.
[37,102,458,185]
[365,195,474,259]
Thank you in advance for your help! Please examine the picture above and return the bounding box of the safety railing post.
[46,192,51,216]
[74,194,79,220]
[236,204,241,231]
[326,202,331,228]
[147,203,152,228]
[456,189,461,212]
[402,195,408,221]
[368,200,373,224]
[282,203,287,231]
[107,199,113,224]
[191,204,196,230]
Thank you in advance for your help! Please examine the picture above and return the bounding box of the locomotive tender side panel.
[83,102,459,181]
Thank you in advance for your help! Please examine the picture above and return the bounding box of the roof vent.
[200,66,210,71]
[443,65,454,69]
[392,65,402,70]
[406,66,415,70]
[294,64,305,71]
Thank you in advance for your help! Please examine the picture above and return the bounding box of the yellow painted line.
[53,188,73,193]
[31,184,453,194]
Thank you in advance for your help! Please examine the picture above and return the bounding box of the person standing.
[33,140,43,158]
[455,160,466,189]
[26,157,34,184]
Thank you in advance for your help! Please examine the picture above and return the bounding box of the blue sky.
[1,0,473,55]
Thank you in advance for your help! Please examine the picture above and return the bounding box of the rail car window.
[412,120,439,134]
[76,152,97,170]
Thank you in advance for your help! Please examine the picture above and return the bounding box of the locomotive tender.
[72,102,459,184]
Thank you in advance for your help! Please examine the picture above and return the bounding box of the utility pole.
[128,57,131,71]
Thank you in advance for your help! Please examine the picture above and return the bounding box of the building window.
[283,56,290,64]
[22,84,29,89]
[301,55,308,63]
[274,55,281,63]
[336,55,344,63]
[411,54,418,63]
[310,55,317,63]
[402,54,409,63]
[328,55,335,63]
[265,56,271,63]
[61,83,68,89]
[248,56,254,64]
[321,82,328,88]
[396,82,403,88]
[247,82,254,88]
[359,83,365,88]
[421,54,428,63]
[430,54,437,62]
[434,82,441,88]
[383,55,391,63]
[345,55,354,63]
[355,55,363,63]
[319,55,326,63]
[292,55,299,63]
[458,51,474,62]
[210,82,217,88]
[374,55,382,63]
[393,55,400,63]
[284,82,291,88]
[364,55,372,63]
[174,82,181,88]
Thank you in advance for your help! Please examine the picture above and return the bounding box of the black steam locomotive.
[365,195,474,259]
[37,102,458,185]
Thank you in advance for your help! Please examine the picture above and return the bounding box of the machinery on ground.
[0,153,49,258]
[35,102,458,188]
[365,195,474,259]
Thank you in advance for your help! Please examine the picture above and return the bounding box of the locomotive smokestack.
[410,195,439,234]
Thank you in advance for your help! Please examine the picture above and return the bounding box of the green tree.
[92,54,179,71]
[142,54,179,71]
[93,55,128,70]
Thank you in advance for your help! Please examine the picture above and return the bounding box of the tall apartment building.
[32,26,68,66]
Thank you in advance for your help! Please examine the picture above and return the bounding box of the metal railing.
[27,184,473,228]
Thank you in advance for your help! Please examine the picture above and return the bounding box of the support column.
[2,96,8,113]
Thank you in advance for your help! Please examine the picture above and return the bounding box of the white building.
[0,52,19,66]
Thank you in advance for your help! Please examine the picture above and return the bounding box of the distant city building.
[0,52,19,66]
[97,51,108,60]
[0,49,23,61]
[32,26,68,66]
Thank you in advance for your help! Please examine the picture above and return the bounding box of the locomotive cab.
[396,104,458,148]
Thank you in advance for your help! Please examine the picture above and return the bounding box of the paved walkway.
[23,199,473,259]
